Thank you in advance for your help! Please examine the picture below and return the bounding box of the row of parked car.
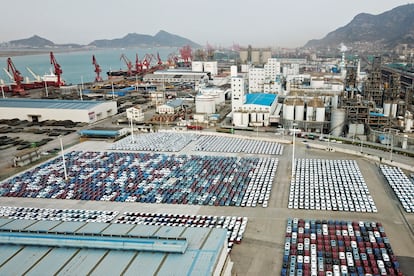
[379,164,414,213]
[0,206,118,223]
[114,212,248,252]
[288,159,377,213]
[282,218,402,276]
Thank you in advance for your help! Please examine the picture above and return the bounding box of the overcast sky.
[1,0,411,48]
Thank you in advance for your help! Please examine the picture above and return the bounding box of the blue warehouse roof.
[245,93,277,106]
[0,98,104,110]
[0,218,227,276]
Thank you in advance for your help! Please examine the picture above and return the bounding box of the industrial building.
[143,69,209,91]
[156,99,184,114]
[195,86,227,114]
[233,94,277,127]
[239,46,272,64]
[0,218,231,275]
[126,105,145,123]
[0,99,117,123]
[191,61,219,76]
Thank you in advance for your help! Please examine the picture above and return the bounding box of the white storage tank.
[295,104,304,121]
[306,105,314,121]
[331,95,339,109]
[330,108,346,136]
[391,103,398,118]
[283,104,295,121]
[233,112,242,127]
[383,101,391,117]
[250,112,257,122]
[315,107,325,122]
[203,61,218,76]
[257,113,264,122]
[242,113,249,127]
[192,61,204,72]
[195,95,215,114]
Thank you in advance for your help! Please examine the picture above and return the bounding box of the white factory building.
[156,99,184,114]
[248,58,282,94]
[126,105,145,123]
[231,71,277,127]
[0,99,117,123]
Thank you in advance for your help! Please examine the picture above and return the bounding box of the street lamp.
[292,123,298,179]
[59,135,68,181]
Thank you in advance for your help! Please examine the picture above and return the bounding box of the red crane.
[156,52,163,68]
[142,54,154,71]
[135,53,143,74]
[50,52,64,87]
[179,45,192,66]
[92,55,103,82]
[120,54,133,76]
[6,57,25,95]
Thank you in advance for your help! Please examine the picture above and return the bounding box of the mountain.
[89,30,201,48]
[9,35,55,48]
[304,4,414,50]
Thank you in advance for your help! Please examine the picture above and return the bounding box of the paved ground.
[0,134,413,275]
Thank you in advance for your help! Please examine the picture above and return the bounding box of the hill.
[89,30,200,48]
[304,4,414,50]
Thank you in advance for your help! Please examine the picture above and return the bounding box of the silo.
[196,95,215,114]
[391,103,398,118]
[283,103,295,121]
[295,99,304,121]
[383,101,391,117]
[250,112,257,122]
[405,112,413,132]
[242,113,249,127]
[233,112,242,126]
[330,109,346,136]
[306,105,314,121]
[315,107,325,122]
[257,113,264,122]
[331,95,339,109]
[192,61,204,72]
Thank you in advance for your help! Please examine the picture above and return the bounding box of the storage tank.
[231,65,238,77]
[383,101,391,117]
[242,113,249,127]
[250,112,257,122]
[391,103,398,118]
[283,104,295,121]
[295,103,304,121]
[306,105,314,121]
[192,61,204,72]
[195,95,215,114]
[233,112,242,127]
[331,95,339,109]
[330,108,346,136]
[315,107,325,122]
[257,113,264,122]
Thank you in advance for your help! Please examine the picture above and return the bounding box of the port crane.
[156,52,163,68]
[179,45,192,67]
[92,55,103,82]
[120,54,133,76]
[50,52,64,87]
[6,57,25,95]
[135,54,143,74]
[26,67,41,82]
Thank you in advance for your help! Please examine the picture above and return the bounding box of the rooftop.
[0,218,227,275]
[0,98,105,110]
[245,93,277,106]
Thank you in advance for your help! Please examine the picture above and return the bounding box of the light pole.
[1,85,4,99]
[59,135,68,181]
[292,123,298,179]
[129,116,135,143]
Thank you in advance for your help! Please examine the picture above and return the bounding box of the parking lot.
[0,133,413,275]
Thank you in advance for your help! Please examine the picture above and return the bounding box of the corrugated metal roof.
[0,98,104,110]
[245,93,277,106]
[0,219,227,275]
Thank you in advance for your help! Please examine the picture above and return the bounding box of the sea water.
[0,47,179,85]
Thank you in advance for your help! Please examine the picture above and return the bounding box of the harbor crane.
[92,55,103,82]
[135,54,143,74]
[50,52,64,87]
[120,54,133,76]
[6,57,25,95]
[179,45,192,67]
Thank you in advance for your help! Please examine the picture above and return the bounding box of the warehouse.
[233,93,277,127]
[0,218,231,275]
[0,98,117,123]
